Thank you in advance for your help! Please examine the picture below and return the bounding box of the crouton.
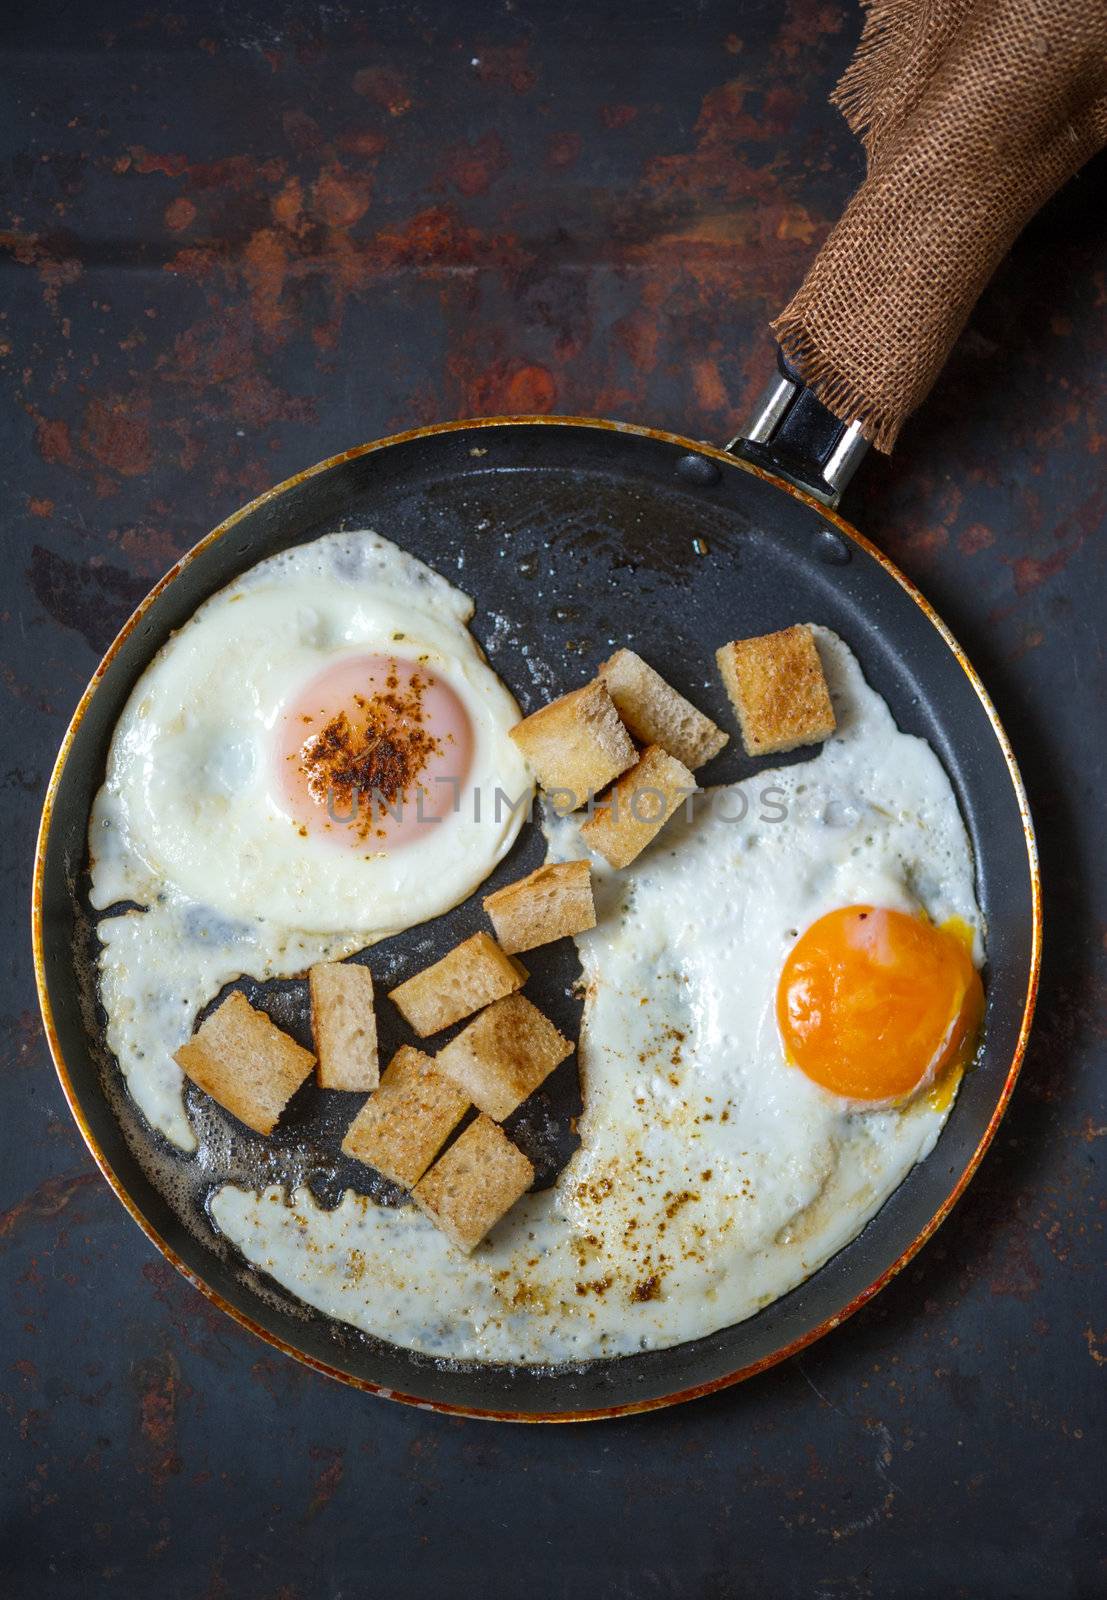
[509,679,635,810]
[435,993,573,1120]
[309,961,378,1091]
[174,989,315,1136]
[482,859,596,954]
[413,1114,534,1254]
[716,624,836,756]
[598,648,728,770]
[341,1045,469,1188]
[580,744,695,869]
[389,932,527,1038]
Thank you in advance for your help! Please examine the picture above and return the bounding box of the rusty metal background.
[3,0,1104,1593]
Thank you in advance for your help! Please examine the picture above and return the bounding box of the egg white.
[210,629,985,1362]
[88,531,531,1151]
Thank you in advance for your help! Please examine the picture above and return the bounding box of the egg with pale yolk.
[87,531,533,1148]
[276,653,476,849]
[90,531,531,941]
[777,905,984,1104]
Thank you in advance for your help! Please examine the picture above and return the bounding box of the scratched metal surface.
[2,0,1104,1594]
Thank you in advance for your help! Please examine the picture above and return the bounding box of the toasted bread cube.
[580,744,695,869]
[483,859,596,954]
[599,649,728,770]
[174,989,315,1136]
[413,1115,534,1254]
[309,961,378,1091]
[716,624,836,756]
[341,1045,469,1188]
[435,993,573,1120]
[509,680,636,810]
[389,932,528,1038]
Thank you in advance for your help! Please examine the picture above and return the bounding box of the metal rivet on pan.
[814,529,851,565]
[676,453,721,485]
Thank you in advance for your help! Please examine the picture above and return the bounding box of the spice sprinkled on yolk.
[776,905,984,1103]
[276,654,473,850]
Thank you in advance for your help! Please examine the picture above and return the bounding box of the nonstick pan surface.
[33,417,1040,1420]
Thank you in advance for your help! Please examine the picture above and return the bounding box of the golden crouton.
[309,961,378,1091]
[509,679,635,809]
[435,993,573,1120]
[482,859,596,954]
[174,989,315,1136]
[341,1045,469,1188]
[413,1114,534,1254]
[716,624,836,755]
[580,744,695,869]
[598,648,728,770]
[389,932,527,1038]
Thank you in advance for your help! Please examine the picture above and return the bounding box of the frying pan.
[33,405,1040,1420]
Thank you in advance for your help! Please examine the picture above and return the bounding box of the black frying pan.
[33,413,1040,1420]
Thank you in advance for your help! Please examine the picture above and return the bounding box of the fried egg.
[210,628,986,1362]
[89,531,531,1151]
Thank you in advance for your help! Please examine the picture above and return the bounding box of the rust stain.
[1008,628,1044,662]
[164,196,197,231]
[337,129,388,159]
[80,396,153,477]
[959,523,995,555]
[31,413,75,467]
[134,1350,183,1489]
[271,175,304,229]
[0,1172,99,1242]
[472,43,536,94]
[988,1233,1042,1301]
[1012,550,1072,595]
[1,1008,42,1070]
[601,103,638,130]
[27,497,54,519]
[312,164,373,229]
[188,153,284,191]
[111,517,188,578]
[282,106,324,154]
[306,1445,345,1518]
[1006,485,1103,595]
[691,355,728,415]
[140,1259,237,1353]
[441,132,508,198]
[0,228,41,265]
[352,65,412,116]
[546,131,582,169]
[241,228,291,337]
[446,353,556,416]
[35,255,83,312]
[128,145,189,176]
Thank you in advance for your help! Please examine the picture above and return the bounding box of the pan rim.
[31,413,1042,1422]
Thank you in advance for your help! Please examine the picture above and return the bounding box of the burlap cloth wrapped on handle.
[772,0,1107,452]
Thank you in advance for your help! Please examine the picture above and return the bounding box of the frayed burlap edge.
[770,313,902,453]
[770,0,1107,452]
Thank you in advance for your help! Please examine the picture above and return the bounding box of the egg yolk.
[776,905,984,1104]
[275,654,473,850]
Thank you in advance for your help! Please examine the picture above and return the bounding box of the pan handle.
[725,347,867,510]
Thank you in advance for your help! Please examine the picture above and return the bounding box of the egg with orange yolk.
[777,905,984,1104]
[211,626,989,1362]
